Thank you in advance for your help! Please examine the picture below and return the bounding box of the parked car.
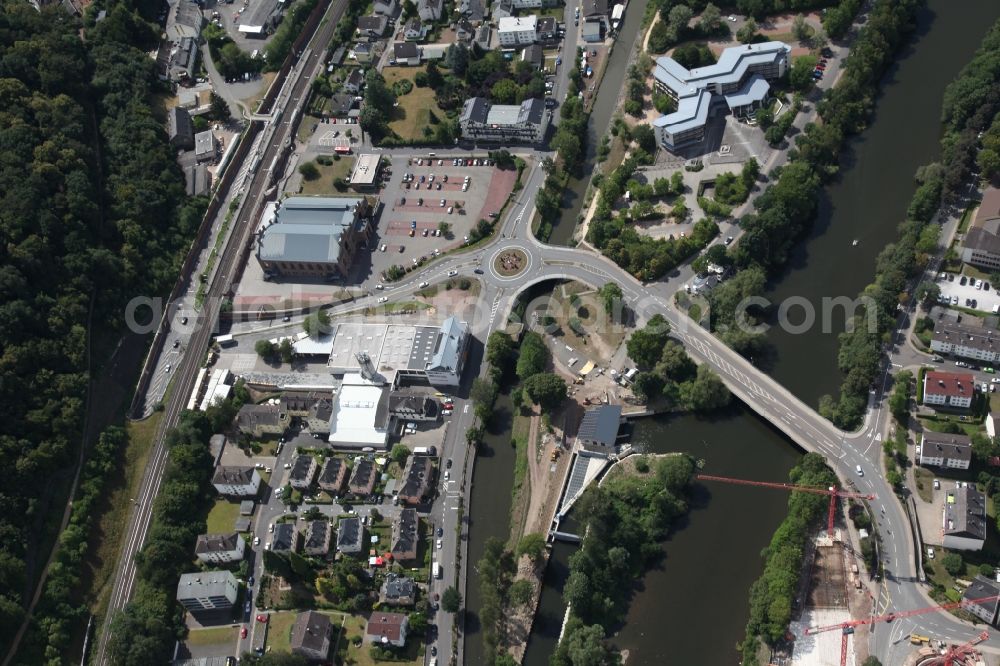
[378,296,388,303]
[448,270,458,276]
[241,626,248,639]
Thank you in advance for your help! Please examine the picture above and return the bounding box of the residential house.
[393,42,422,65]
[289,454,319,490]
[349,458,378,496]
[581,0,608,18]
[492,0,513,19]
[318,457,348,494]
[176,571,239,613]
[455,19,475,42]
[930,319,1000,364]
[357,14,389,37]
[536,16,558,42]
[922,371,976,410]
[379,573,416,606]
[167,37,198,82]
[961,188,1000,271]
[184,164,210,197]
[272,523,300,554]
[168,107,195,150]
[291,611,333,661]
[373,0,397,16]
[459,0,485,21]
[195,533,246,564]
[404,18,427,41]
[497,15,537,46]
[918,432,972,470]
[343,68,366,94]
[212,466,262,497]
[417,0,443,21]
[255,197,373,280]
[576,405,623,456]
[337,516,364,554]
[366,612,409,647]
[329,94,357,118]
[194,130,217,163]
[391,508,419,561]
[387,393,439,421]
[943,485,986,551]
[521,44,544,70]
[236,403,290,437]
[397,456,432,505]
[304,520,332,556]
[963,576,1000,626]
[308,399,334,433]
[354,42,378,64]
[474,24,491,50]
[460,97,549,144]
[652,42,790,152]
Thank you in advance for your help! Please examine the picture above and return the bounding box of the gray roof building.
[536,16,557,39]
[931,319,1000,358]
[963,575,1000,626]
[329,94,357,117]
[256,197,370,279]
[581,18,602,41]
[393,41,421,61]
[176,571,239,612]
[337,516,363,553]
[962,188,1000,270]
[194,130,216,162]
[357,14,389,36]
[459,97,549,144]
[521,44,544,69]
[184,164,210,196]
[168,37,198,82]
[304,520,332,555]
[474,24,491,50]
[398,455,432,504]
[459,0,485,20]
[213,466,257,488]
[195,533,243,556]
[380,573,416,605]
[576,405,622,454]
[289,454,318,488]
[344,68,365,93]
[943,485,987,550]
[168,107,194,150]
[391,507,419,561]
[272,522,300,553]
[417,0,443,21]
[291,610,333,660]
[387,394,438,420]
[318,457,348,493]
[236,403,288,435]
[349,458,378,495]
[920,431,972,466]
[425,316,470,385]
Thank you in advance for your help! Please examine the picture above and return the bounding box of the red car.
[256,614,268,624]
[241,626,248,639]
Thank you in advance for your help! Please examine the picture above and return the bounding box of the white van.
[434,562,443,579]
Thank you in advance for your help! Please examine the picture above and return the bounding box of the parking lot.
[370,155,517,279]
[936,271,1000,314]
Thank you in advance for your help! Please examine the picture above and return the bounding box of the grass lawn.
[265,611,299,653]
[299,156,356,195]
[913,467,935,504]
[338,614,425,666]
[206,499,243,534]
[508,412,532,546]
[382,67,447,142]
[186,626,238,647]
[958,199,981,233]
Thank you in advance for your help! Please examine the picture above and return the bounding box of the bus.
[215,334,236,348]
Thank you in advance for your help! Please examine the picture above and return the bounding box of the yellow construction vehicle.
[909,634,930,645]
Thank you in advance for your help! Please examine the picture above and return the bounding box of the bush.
[298,161,320,180]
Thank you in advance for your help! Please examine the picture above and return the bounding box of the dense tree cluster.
[263,0,320,68]
[740,454,837,664]
[648,2,730,54]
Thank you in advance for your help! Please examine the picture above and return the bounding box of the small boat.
[852,239,859,247]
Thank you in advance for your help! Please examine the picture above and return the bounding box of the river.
[471,0,1000,664]
[762,0,1000,407]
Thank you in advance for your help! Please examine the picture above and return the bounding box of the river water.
[470,0,1000,664]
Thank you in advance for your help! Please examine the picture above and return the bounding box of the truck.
[434,562,443,579]
[413,446,430,456]
[215,334,236,348]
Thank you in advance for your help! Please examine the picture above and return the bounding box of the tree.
[789,56,818,91]
[516,332,551,379]
[888,370,912,424]
[278,338,294,363]
[407,611,428,634]
[862,659,883,666]
[438,221,451,236]
[631,124,656,154]
[941,552,964,576]
[471,377,498,408]
[303,308,330,337]
[255,339,277,359]
[441,585,462,612]
[486,331,517,370]
[680,365,731,412]
[736,17,758,44]
[657,340,696,382]
[666,5,693,36]
[516,533,546,562]
[210,91,231,121]
[298,161,320,180]
[626,314,671,369]
[598,282,623,316]
[491,78,519,104]
[391,443,410,465]
[522,373,568,412]
[822,5,853,39]
[791,14,813,42]
[915,281,940,304]
[510,579,534,606]
[647,20,672,53]
[698,3,722,33]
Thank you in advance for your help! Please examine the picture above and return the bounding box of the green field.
[382,67,448,142]
[206,499,242,534]
[300,156,356,195]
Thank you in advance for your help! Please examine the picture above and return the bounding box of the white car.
[447,206,454,214]
[436,538,442,549]
[378,296,388,303]
[419,281,429,288]
[728,14,737,21]
[253,536,260,546]
[933,479,940,489]
[380,244,387,252]
[927,546,935,560]
[440,199,446,207]
[269,523,275,532]
[375,283,384,290]
[462,183,469,192]
[442,409,453,416]
[448,270,458,277]
[444,470,450,481]
[284,463,291,469]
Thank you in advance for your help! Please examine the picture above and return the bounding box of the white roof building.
[327,373,392,449]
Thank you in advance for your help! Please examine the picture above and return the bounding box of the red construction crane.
[695,474,876,537]
[925,630,990,666]
[806,596,999,666]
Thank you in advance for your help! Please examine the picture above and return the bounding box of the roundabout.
[490,245,531,281]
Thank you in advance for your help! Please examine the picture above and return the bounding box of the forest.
[0,0,201,659]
